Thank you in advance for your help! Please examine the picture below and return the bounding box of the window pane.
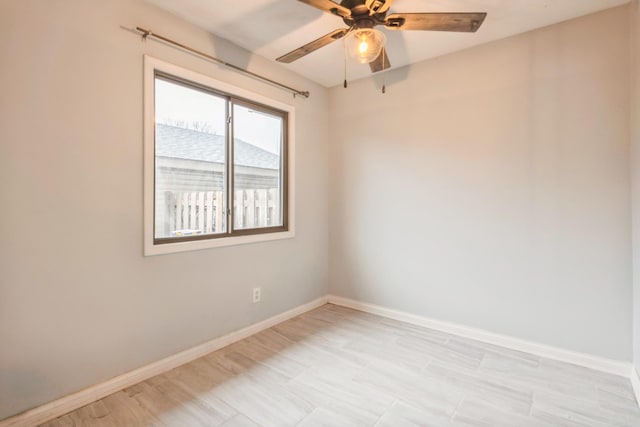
[154,77,227,239]
[232,103,284,230]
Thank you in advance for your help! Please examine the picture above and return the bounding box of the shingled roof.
[155,123,279,170]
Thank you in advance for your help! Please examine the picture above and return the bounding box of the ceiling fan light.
[345,28,386,64]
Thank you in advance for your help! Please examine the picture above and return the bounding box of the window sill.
[144,230,295,256]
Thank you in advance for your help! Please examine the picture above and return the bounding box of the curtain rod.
[127,26,310,99]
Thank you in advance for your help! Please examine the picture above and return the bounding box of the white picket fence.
[165,188,280,235]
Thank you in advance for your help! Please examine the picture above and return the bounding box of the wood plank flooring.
[40,304,640,426]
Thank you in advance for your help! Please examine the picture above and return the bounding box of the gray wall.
[632,0,640,373]
[0,0,329,419]
[328,6,632,361]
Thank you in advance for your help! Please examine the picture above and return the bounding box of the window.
[144,57,294,255]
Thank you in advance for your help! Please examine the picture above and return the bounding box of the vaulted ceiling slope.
[146,0,629,87]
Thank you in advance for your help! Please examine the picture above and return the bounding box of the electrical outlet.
[252,287,261,303]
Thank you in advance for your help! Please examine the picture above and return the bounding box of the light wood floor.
[41,304,640,426]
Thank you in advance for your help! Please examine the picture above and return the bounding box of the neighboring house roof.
[155,123,279,170]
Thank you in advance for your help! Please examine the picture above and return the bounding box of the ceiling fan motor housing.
[341,0,389,28]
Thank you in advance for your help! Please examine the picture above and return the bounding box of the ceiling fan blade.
[369,47,391,73]
[385,12,487,32]
[297,0,352,18]
[276,28,349,63]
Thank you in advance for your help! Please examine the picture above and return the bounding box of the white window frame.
[143,56,295,256]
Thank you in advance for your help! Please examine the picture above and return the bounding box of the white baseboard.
[327,295,632,378]
[0,296,328,427]
[631,366,640,406]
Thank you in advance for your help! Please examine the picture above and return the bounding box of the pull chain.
[343,38,348,88]
[381,49,386,94]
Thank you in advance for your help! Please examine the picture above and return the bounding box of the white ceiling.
[146,0,630,88]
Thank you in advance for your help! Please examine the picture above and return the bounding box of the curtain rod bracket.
[139,27,152,42]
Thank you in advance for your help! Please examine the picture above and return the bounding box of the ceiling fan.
[277,0,487,74]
